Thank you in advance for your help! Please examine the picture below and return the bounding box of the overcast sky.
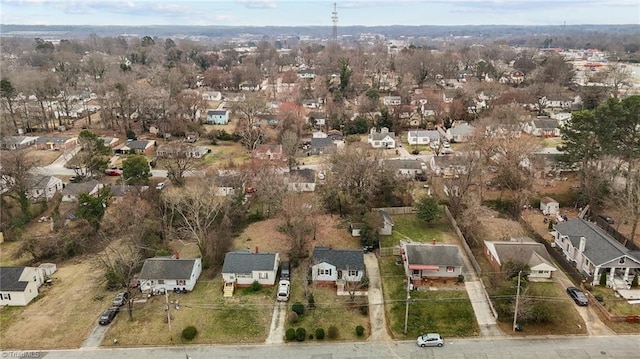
[1,0,639,26]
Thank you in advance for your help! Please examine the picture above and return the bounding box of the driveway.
[81,321,110,348]
[265,301,287,344]
[364,253,392,341]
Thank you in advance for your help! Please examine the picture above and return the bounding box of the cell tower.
[331,2,338,42]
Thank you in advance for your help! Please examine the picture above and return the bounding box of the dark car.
[598,214,614,224]
[566,286,589,306]
[112,292,130,307]
[280,261,290,281]
[98,306,120,325]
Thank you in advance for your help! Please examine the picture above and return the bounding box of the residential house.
[0,136,38,150]
[99,137,120,148]
[239,83,261,91]
[379,209,394,236]
[443,90,456,103]
[156,145,209,159]
[0,266,45,306]
[202,91,222,101]
[287,169,316,192]
[384,159,426,178]
[185,132,199,143]
[61,180,103,202]
[326,129,344,141]
[407,130,440,146]
[523,118,561,137]
[29,175,63,201]
[205,109,230,125]
[302,99,320,109]
[554,218,640,286]
[402,243,463,286]
[114,140,155,156]
[383,95,402,106]
[109,185,149,203]
[297,69,316,79]
[429,155,468,178]
[484,238,557,279]
[311,247,365,286]
[139,257,202,292]
[35,136,78,151]
[253,144,287,162]
[221,251,280,287]
[543,95,573,110]
[367,127,396,149]
[308,112,326,127]
[445,123,476,143]
[310,137,337,156]
[421,103,437,117]
[540,197,560,215]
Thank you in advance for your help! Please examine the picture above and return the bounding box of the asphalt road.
[9,335,638,359]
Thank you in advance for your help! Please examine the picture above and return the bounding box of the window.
[259,272,268,280]
[446,266,455,273]
[176,280,186,285]
[2,293,10,300]
[412,270,420,276]
[317,268,332,276]
[619,257,626,264]
[158,280,165,284]
[348,270,359,276]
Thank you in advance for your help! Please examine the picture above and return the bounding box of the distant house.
[543,95,573,110]
[35,136,78,151]
[407,130,440,146]
[445,123,475,143]
[540,197,559,215]
[429,155,468,178]
[287,169,316,192]
[205,109,230,125]
[0,136,38,150]
[383,95,402,106]
[310,137,337,156]
[311,247,365,285]
[484,238,557,279]
[379,209,394,236]
[109,185,149,203]
[221,251,280,287]
[114,140,155,156]
[61,180,104,202]
[156,145,209,159]
[308,112,326,127]
[0,266,46,306]
[402,243,463,286]
[29,175,63,201]
[302,99,320,109]
[523,118,560,137]
[239,83,261,91]
[139,257,202,292]
[185,132,199,143]
[443,90,456,103]
[202,91,222,101]
[99,137,120,148]
[297,69,316,79]
[253,144,286,162]
[384,159,426,178]
[368,127,396,149]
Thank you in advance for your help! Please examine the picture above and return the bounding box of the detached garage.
[540,197,559,215]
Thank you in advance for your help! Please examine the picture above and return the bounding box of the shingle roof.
[139,258,198,280]
[125,140,151,149]
[312,247,365,270]
[289,169,316,183]
[408,130,440,141]
[485,241,555,269]
[62,179,100,197]
[554,218,632,266]
[207,110,228,116]
[405,244,463,267]
[311,137,334,149]
[533,119,559,129]
[221,252,278,274]
[0,267,28,291]
[36,136,72,143]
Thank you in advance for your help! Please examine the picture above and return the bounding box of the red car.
[105,168,123,176]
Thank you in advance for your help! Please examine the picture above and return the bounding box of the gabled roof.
[448,123,475,136]
[540,196,558,204]
[32,175,61,189]
[484,240,556,270]
[36,136,73,143]
[221,252,278,273]
[408,130,440,141]
[533,119,559,129]
[289,169,315,183]
[311,137,334,149]
[554,218,640,265]
[125,140,152,149]
[380,209,394,226]
[139,257,199,280]
[0,136,38,145]
[62,179,101,197]
[0,267,28,291]
[405,244,463,267]
[207,109,229,116]
[312,247,365,270]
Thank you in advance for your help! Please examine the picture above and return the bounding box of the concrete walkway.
[265,302,287,344]
[364,253,392,342]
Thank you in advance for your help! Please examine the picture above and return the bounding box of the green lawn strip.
[379,256,478,339]
[591,287,640,316]
[381,215,453,247]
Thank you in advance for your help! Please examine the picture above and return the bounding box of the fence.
[443,206,482,276]
[590,214,639,251]
[379,247,401,257]
[372,207,416,215]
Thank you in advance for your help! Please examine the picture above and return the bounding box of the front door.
[337,270,343,279]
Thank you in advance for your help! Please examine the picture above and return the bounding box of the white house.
[540,197,560,215]
[297,69,316,79]
[239,83,261,91]
[407,130,440,146]
[383,95,402,106]
[384,159,426,178]
[202,91,222,101]
[61,180,103,202]
[29,175,63,201]
[0,136,38,150]
[379,209,395,236]
[368,127,396,149]
[402,243,463,286]
[139,257,202,292]
[446,123,476,143]
[484,239,557,279]
[221,251,280,287]
[522,118,560,137]
[287,169,316,192]
[0,266,45,306]
[311,247,365,285]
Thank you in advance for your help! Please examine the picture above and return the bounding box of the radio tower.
[331,2,338,42]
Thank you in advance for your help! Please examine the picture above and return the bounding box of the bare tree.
[238,122,268,151]
[0,149,40,219]
[160,144,198,186]
[233,93,267,126]
[280,192,317,265]
[280,130,299,170]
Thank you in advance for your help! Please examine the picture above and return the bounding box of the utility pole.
[513,270,522,332]
[165,290,173,341]
[403,277,411,335]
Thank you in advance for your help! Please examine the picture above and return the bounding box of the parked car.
[416,333,444,347]
[105,167,123,176]
[98,306,120,325]
[276,280,291,302]
[112,292,129,307]
[280,261,290,280]
[566,286,589,306]
[598,214,614,224]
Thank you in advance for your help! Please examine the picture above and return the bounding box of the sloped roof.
[124,140,152,149]
[0,267,28,291]
[408,130,440,141]
[485,240,555,270]
[207,109,228,116]
[380,209,394,226]
[449,123,475,136]
[312,247,365,270]
[139,258,199,280]
[36,136,73,143]
[62,179,101,197]
[289,169,315,183]
[405,244,463,267]
[533,119,559,129]
[311,137,334,149]
[221,252,278,274]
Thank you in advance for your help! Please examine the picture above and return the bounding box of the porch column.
[623,267,630,282]
[593,266,600,286]
[609,267,615,287]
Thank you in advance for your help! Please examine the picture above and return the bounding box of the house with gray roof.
[0,266,45,306]
[205,109,230,124]
[554,218,640,287]
[379,209,395,235]
[368,127,396,149]
[0,136,38,150]
[445,123,475,143]
[384,159,426,178]
[402,243,463,285]
[484,238,557,279]
[287,169,316,192]
[35,136,77,150]
[29,175,63,201]
[311,247,365,285]
[522,118,560,137]
[221,251,280,287]
[407,130,440,146]
[61,180,104,202]
[310,137,337,156]
[139,257,202,292]
[114,139,155,156]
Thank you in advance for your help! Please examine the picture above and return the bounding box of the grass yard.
[103,277,273,346]
[379,256,478,339]
[381,214,457,247]
[203,142,250,167]
[285,286,370,341]
[25,148,62,166]
[590,287,640,316]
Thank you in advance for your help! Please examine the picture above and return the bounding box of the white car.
[277,280,290,302]
[416,333,444,347]
[442,141,451,148]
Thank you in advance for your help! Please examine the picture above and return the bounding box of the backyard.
[381,213,458,248]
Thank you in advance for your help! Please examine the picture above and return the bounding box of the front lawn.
[590,287,640,316]
[379,256,478,339]
[382,214,456,247]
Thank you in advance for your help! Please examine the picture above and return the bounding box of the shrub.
[292,302,305,316]
[315,328,325,340]
[285,328,296,341]
[295,327,306,341]
[599,270,607,287]
[250,280,261,292]
[307,293,315,309]
[288,311,299,324]
[594,293,604,302]
[181,326,198,340]
[327,325,339,339]
[359,303,368,315]
[355,325,365,337]
[457,274,465,283]
[632,274,639,288]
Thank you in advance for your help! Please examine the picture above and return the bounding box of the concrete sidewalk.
[364,253,392,341]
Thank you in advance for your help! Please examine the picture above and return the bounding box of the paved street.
[10,335,638,359]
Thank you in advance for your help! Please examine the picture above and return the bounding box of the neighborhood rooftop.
[221,252,278,273]
[139,257,199,280]
[312,247,365,270]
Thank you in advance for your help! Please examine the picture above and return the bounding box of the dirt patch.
[25,149,62,166]
[477,207,527,241]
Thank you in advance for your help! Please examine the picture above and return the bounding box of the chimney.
[578,237,586,253]
[255,246,259,254]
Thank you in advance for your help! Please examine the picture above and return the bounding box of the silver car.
[416,333,444,347]
[277,280,290,302]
